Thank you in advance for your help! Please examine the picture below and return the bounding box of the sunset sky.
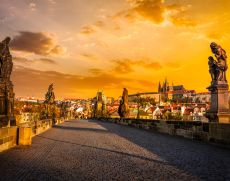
[1,0,230,99]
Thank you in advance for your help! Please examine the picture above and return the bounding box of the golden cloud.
[140,61,162,70]
[95,21,105,27]
[80,53,97,60]
[14,56,57,65]
[131,0,165,23]
[80,26,96,35]
[113,59,134,74]
[164,62,181,69]
[121,0,196,26]
[170,17,196,27]
[11,31,65,55]
[88,68,102,75]
[12,65,154,98]
[113,10,136,23]
[206,32,227,41]
[112,59,162,74]
[39,58,57,64]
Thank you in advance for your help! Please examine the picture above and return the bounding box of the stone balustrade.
[0,116,69,152]
[98,118,230,146]
[0,126,17,152]
[31,119,53,136]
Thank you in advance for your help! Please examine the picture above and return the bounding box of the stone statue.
[60,102,68,118]
[0,37,15,127]
[206,42,230,123]
[208,56,217,82]
[43,84,56,121]
[94,91,106,118]
[45,84,55,104]
[208,42,228,83]
[118,88,130,118]
[0,37,13,80]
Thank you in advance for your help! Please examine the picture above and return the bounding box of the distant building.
[93,90,107,117]
[158,79,196,102]
[128,92,159,102]
[128,79,196,104]
[193,92,211,103]
[106,97,114,104]
[16,97,39,103]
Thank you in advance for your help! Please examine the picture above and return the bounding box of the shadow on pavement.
[53,125,108,133]
[37,135,169,166]
[89,119,230,180]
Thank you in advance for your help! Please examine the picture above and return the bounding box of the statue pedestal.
[0,79,15,127]
[205,82,230,123]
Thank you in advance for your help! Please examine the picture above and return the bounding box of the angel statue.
[208,42,228,83]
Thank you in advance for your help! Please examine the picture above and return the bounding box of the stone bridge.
[0,119,229,181]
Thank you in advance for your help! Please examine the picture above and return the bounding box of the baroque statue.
[118,88,130,118]
[208,42,228,84]
[93,90,106,118]
[0,37,15,127]
[0,37,13,80]
[43,84,56,121]
[206,42,230,123]
[45,84,55,104]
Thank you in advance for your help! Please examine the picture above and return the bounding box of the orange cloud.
[118,0,196,26]
[112,59,162,74]
[170,17,195,27]
[11,31,65,55]
[164,62,181,69]
[95,21,105,27]
[80,53,97,60]
[88,68,102,75]
[39,58,57,64]
[131,0,165,23]
[141,61,162,70]
[113,59,134,74]
[12,65,154,98]
[80,26,96,35]
[113,10,136,23]
[14,57,57,65]
[166,4,196,27]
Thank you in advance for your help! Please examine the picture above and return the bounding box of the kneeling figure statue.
[208,42,228,84]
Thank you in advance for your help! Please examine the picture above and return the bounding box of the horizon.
[15,84,210,100]
[1,0,230,99]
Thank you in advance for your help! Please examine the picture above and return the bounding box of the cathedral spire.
[158,82,161,93]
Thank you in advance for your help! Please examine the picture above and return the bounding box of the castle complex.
[158,79,196,102]
[128,78,211,104]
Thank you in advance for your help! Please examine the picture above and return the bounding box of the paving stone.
[0,119,229,181]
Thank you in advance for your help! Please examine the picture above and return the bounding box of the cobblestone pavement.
[0,119,230,181]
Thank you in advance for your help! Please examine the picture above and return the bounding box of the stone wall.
[31,118,65,137]
[99,118,230,146]
[0,117,67,152]
[31,119,53,137]
[15,113,40,126]
[209,123,230,144]
[0,126,17,152]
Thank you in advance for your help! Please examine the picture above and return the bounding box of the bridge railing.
[97,117,230,147]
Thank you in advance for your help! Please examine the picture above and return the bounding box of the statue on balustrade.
[0,37,15,127]
[44,84,56,121]
[118,88,130,118]
[208,42,228,84]
[45,84,55,104]
[206,42,230,123]
[0,37,13,80]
